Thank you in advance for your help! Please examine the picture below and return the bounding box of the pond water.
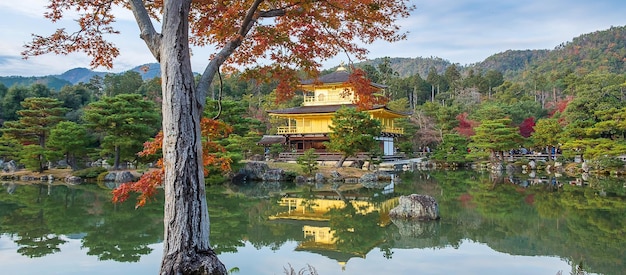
[0,170,624,275]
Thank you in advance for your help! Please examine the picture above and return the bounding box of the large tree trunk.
[159,0,226,274]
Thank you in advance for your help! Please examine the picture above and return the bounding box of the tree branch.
[128,0,162,61]
[196,0,267,106]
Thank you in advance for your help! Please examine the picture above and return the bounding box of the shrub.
[72,167,108,179]
[296,149,319,175]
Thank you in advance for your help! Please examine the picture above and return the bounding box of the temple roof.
[268,104,407,117]
[300,67,386,89]
[257,135,286,145]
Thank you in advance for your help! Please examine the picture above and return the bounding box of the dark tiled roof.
[258,135,286,145]
[300,69,387,89]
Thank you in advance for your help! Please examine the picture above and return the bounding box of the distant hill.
[358,57,453,78]
[129,63,161,80]
[473,49,550,79]
[357,25,626,81]
[528,25,626,76]
[3,25,625,89]
[0,63,163,89]
[56,67,108,84]
[0,75,72,91]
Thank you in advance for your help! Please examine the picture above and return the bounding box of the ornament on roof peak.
[336,62,347,71]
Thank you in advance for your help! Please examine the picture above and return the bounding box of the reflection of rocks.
[231,181,282,198]
[2,182,17,194]
[361,180,392,189]
[391,218,439,238]
[64,176,82,184]
[389,194,439,220]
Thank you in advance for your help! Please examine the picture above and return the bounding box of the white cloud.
[1,0,625,76]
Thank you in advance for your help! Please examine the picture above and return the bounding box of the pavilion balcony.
[276,126,403,135]
[302,95,353,106]
[382,126,404,135]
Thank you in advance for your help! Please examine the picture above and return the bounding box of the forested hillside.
[361,25,626,81]
[359,57,453,78]
[0,76,71,91]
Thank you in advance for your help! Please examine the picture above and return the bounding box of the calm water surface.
[0,170,624,275]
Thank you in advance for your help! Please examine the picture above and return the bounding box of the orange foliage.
[345,67,388,110]
[24,0,413,97]
[112,118,232,207]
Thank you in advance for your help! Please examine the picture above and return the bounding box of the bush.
[592,156,625,170]
[96,171,109,182]
[296,149,319,175]
[72,167,108,179]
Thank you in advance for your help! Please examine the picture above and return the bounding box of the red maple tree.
[454,112,479,137]
[519,117,536,138]
[113,118,232,208]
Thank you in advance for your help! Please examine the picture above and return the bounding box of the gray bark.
[158,0,225,273]
[128,0,277,273]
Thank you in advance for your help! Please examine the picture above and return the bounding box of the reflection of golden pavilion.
[269,195,397,270]
[269,195,397,222]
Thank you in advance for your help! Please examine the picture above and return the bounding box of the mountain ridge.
[1,25,624,89]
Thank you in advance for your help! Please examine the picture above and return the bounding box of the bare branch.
[128,0,162,61]
[196,0,265,105]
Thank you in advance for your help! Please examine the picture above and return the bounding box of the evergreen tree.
[83,94,160,170]
[468,118,522,162]
[46,121,93,170]
[296,148,319,176]
[2,97,68,172]
[325,107,382,167]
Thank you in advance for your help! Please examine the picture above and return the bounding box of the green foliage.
[0,135,21,161]
[589,156,625,171]
[83,94,160,170]
[46,121,93,170]
[221,132,264,160]
[432,134,470,165]
[296,149,319,175]
[205,99,265,136]
[2,97,68,172]
[102,71,144,97]
[72,166,108,178]
[468,118,523,161]
[18,145,46,172]
[325,107,382,165]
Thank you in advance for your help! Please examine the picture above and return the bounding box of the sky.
[0,0,625,77]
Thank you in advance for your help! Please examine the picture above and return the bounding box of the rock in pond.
[389,194,440,220]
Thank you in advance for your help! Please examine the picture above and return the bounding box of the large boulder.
[262,168,285,181]
[4,160,18,173]
[103,171,135,183]
[232,161,292,183]
[360,171,393,183]
[239,161,270,181]
[389,194,440,220]
[314,173,326,184]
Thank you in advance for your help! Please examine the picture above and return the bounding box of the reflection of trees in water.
[424,170,626,275]
[1,174,623,274]
[0,183,163,262]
